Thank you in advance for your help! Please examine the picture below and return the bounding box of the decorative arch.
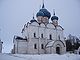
[52,40,65,54]
[47,23,55,29]
[31,22,39,26]
[53,40,65,47]
[40,23,45,27]
[56,25,64,30]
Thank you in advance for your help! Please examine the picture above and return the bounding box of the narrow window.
[34,33,36,38]
[49,34,52,40]
[41,34,43,38]
[58,35,60,40]
[41,44,44,49]
[34,44,37,49]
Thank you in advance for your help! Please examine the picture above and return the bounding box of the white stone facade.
[12,3,66,54]
[12,22,66,54]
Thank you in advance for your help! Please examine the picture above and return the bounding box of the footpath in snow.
[0,53,80,60]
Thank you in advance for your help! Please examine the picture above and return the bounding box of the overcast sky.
[0,0,80,53]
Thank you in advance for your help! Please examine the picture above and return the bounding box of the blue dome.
[51,16,58,20]
[36,11,44,17]
[39,8,51,19]
[36,8,51,19]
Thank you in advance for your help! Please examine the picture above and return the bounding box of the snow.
[0,53,26,60]
[0,53,80,60]
[46,41,54,47]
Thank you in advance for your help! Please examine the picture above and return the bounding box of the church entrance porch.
[46,40,66,54]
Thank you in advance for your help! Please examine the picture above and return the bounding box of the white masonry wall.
[13,39,28,54]
[14,21,66,54]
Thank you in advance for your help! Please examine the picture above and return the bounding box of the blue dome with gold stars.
[51,10,59,20]
[36,11,44,17]
[36,3,51,19]
[51,16,58,20]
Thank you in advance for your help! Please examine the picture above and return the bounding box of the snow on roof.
[46,41,54,48]
[14,35,27,40]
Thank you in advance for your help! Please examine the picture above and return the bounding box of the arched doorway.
[56,47,60,54]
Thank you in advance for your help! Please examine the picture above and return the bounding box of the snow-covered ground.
[0,53,80,60]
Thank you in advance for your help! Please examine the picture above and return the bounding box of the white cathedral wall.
[46,47,52,54]
[56,29,66,48]
[22,27,28,38]
[40,23,45,27]
[57,30,64,40]
[17,40,27,54]
[20,22,66,54]
[31,21,39,26]
[14,39,28,54]
[56,26,64,40]
[23,22,64,42]
[47,23,55,29]
[38,38,46,54]
[27,24,47,54]
[39,26,45,38]
[27,38,45,54]
[25,23,47,54]
[46,28,56,41]
[46,23,56,41]
[27,38,39,54]
[28,25,38,39]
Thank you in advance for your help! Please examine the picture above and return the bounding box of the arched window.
[49,34,52,40]
[34,33,36,38]
[41,44,44,49]
[58,35,60,40]
[41,34,43,38]
[34,44,37,49]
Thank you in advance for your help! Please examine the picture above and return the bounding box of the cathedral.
[12,2,66,54]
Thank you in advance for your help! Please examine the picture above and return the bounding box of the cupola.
[30,14,37,23]
[51,9,59,26]
[36,0,51,24]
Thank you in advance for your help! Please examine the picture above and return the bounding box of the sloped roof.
[46,40,65,48]
[46,41,54,48]
[14,35,27,40]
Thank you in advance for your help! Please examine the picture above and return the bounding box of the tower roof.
[51,16,58,20]
[51,9,58,20]
[30,13,37,23]
[36,11,44,17]
[36,0,51,19]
